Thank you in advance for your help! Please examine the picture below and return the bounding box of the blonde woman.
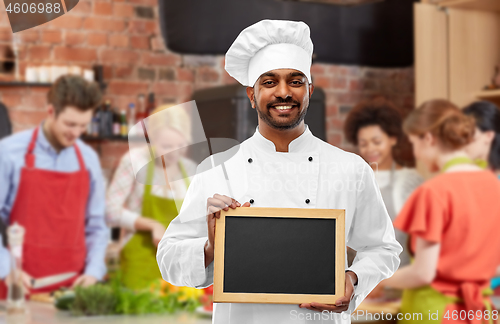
[106,104,197,289]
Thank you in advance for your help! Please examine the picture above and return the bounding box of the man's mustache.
[266,99,301,109]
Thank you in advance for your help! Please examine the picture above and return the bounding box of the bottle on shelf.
[120,110,128,137]
[128,103,136,128]
[99,100,113,138]
[91,116,99,137]
[135,94,147,122]
[146,92,156,116]
[112,108,121,137]
[92,104,102,137]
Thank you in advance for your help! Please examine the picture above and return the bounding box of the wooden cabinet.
[415,1,500,107]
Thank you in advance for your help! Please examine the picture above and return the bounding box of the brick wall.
[0,0,414,179]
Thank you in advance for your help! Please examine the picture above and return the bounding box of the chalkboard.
[214,207,345,304]
[159,0,416,67]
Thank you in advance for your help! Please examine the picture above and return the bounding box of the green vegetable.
[115,288,169,315]
[54,291,75,311]
[55,272,202,316]
[71,285,117,316]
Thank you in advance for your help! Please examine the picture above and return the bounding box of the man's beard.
[255,98,308,130]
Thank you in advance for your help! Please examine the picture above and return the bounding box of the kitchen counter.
[0,302,212,324]
[3,297,499,324]
[0,300,400,324]
[0,301,396,324]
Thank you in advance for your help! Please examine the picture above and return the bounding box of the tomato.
[204,285,214,295]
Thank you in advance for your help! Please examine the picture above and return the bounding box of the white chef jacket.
[157,124,402,324]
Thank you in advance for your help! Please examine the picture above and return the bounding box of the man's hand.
[204,194,251,267]
[5,270,32,294]
[71,275,98,288]
[299,271,358,313]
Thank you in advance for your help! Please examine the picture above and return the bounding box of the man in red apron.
[0,75,108,296]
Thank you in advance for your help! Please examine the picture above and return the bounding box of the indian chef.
[157,19,403,323]
[0,75,108,294]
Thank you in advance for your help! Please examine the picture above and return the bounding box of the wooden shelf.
[0,81,107,90]
[475,89,500,104]
[476,89,500,98]
[81,135,128,142]
[434,0,500,11]
[0,81,52,87]
[81,135,143,142]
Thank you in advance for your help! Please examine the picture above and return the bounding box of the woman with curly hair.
[344,97,423,267]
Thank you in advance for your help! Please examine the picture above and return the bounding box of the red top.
[394,170,500,318]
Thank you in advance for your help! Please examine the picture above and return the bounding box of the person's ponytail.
[438,112,476,150]
[403,99,475,150]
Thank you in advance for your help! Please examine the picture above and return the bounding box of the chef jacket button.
[305,199,310,204]
[250,199,254,204]
[248,158,253,163]
[308,156,313,161]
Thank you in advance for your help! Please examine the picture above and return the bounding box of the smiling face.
[154,127,188,167]
[246,69,314,131]
[47,105,93,148]
[357,125,397,168]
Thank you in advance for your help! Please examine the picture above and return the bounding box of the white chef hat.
[225,19,314,87]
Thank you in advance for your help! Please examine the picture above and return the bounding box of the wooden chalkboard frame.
[214,207,345,304]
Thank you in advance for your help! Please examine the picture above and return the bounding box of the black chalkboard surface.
[214,207,345,304]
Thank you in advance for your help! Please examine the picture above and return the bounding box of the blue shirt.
[0,125,109,280]
[0,234,9,279]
